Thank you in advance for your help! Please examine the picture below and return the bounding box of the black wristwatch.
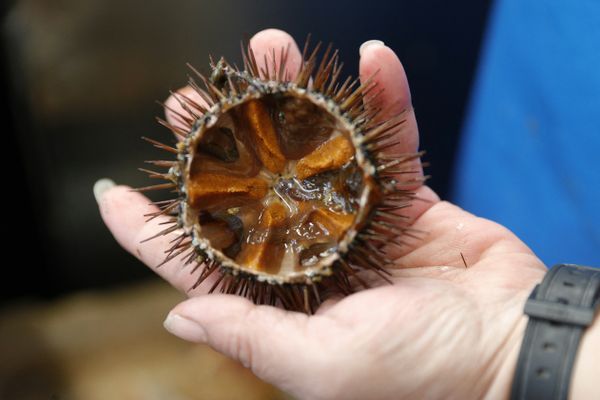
[511,264,600,400]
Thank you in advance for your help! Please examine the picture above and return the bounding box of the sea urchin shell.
[139,38,423,313]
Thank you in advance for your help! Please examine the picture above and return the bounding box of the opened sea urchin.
[139,39,423,313]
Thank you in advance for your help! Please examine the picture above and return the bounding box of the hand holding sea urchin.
[138,36,425,314]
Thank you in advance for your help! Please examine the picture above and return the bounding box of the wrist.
[484,302,531,399]
[570,314,600,399]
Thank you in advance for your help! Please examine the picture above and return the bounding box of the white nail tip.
[359,40,385,56]
[163,313,183,332]
[93,178,116,203]
[163,313,208,342]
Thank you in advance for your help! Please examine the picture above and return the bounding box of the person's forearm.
[571,316,600,399]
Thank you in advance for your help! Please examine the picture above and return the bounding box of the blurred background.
[1,0,491,398]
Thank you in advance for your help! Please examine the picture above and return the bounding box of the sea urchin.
[138,38,423,313]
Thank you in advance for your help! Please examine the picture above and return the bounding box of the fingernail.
[163,313,208,343]
[93,178,115,204]
[359,40,385,56]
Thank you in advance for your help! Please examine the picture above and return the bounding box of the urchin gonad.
[138,39,424,313]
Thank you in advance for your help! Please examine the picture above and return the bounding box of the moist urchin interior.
[180,90,377,284]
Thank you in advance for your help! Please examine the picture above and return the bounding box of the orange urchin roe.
[186,93,365,276]
[295,135,355,180]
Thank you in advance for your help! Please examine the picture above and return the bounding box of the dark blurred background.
[1,0,491,304]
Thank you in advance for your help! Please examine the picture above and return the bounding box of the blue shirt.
[453,0,600,267]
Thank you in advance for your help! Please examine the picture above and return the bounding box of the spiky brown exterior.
[137,37,424,313]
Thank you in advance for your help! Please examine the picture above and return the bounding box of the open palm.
[97,29,546,400]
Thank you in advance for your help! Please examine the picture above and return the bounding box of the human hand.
[96,29,549,399]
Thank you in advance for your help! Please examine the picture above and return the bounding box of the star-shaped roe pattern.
[185,93,366,277]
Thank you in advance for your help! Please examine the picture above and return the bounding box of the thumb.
[163,294,327,395]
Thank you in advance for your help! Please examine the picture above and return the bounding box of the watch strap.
[511,264,600,400]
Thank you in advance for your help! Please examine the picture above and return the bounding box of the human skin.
[96,29,599,400]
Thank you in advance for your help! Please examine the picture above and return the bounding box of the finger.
[97,183,218,293]
[164,29,302,138]
[164,85,208,136]
[164,294,328,398]
[358,41,438,249]
[249,28,302,80]
[359,40,419,154]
